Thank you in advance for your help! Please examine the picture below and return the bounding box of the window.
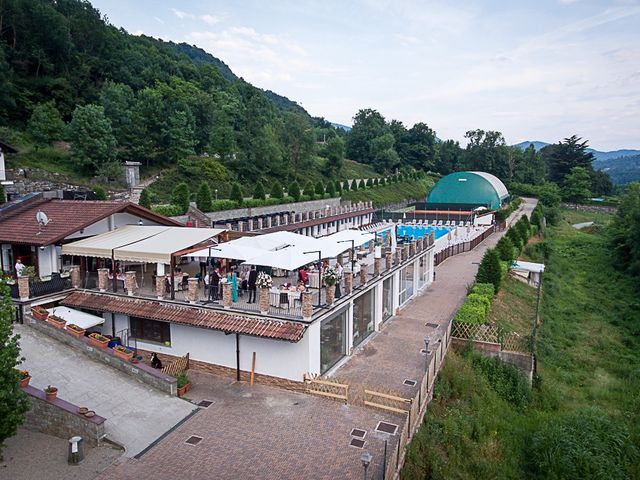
[320,308,347,373]
[399,264,414,305]
[130,317,171,344]
[353,289,375,347]
[418,254,428,290]
[383,277,393,322]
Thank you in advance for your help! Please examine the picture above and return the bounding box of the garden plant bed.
[46,315,66,329]
[65,324,86,340]
[88,333,109,349]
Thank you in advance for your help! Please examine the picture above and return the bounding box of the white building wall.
[37,245,57,277]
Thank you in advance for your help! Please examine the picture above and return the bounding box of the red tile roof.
[61,291,306,342]
[0,197,182,245]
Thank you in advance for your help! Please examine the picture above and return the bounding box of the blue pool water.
[396,225,451,241]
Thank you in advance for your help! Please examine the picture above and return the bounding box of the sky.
[91,0,640,151]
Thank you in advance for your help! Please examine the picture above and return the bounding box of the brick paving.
[98,370,403,480]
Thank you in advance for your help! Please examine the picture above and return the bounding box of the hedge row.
[453,283,495,325]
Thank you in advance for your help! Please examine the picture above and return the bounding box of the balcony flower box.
[88,333,109,349]
[46,315,66,330]
[113,345,134,362]
[65,323,86,340]
[31,306,49,321]
[19,370,31,388]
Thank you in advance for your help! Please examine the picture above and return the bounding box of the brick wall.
[22,386,106,447]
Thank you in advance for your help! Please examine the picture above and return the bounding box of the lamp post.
[303,249,323,307]
[424,336,431,355]
[337,239,355,270]
[215,189,218,201]
[360,451,372,480]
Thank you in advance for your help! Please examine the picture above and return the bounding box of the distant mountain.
[593,154,640,185]
[586,148,640,162]
[514,141,549,151]
[331,122,352,132]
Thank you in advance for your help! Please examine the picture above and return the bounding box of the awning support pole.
[170,256,175,300]
[235,333,241,381]
[112,250,117,293]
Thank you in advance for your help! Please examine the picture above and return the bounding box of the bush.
[466,293,491,316]
[326,180,336,197]
[139,188,151,209]
[476,249,503,292]
[253,181,265,200]
[471,355,532,409]
[303,181,315,200]
[352,179,359,190]
[453,300,487,324]
[93,186,107,200]
[270,181,283,199]
[172,182,190,214]
[152,204,184,217]
[289,181,301,201]
[342,179,349,191]
[230,182,243,206]
[496,236,515,262]
[196,182,213,212]
[315,180,325,196]
[470,283,495,299]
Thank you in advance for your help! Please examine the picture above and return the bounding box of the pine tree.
[326,180,336,197]
[495,236,515,262]
[289,181,301,202]
[230,182,244,206]
[27,101,64,148]
[476,248,503,292]
[342,180,350,191]
[303,181,315,200]
[172,182,190,214]
[196,182,213,212]
[0,281,30,460]
[253,182,266,200]
[270,181,284,199]
[139,188,151,209]
[352,179,359,191]
[315,181,325,197]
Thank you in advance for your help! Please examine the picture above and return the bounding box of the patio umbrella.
[242,245,319,271]
[184,244,264,261]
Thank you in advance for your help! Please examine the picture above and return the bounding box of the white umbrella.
[184,244,264,261]
[242,245,320,271]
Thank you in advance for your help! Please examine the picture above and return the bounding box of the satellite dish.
[36,210,50,227]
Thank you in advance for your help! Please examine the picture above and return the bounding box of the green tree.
[289,181,301,202]
[172,182,190,214]
[326,180,336,197]
[346,108,388,164]
[342,180,350,191]
[99,80,134,145]
[167,110,196,162]
[270,180,284,199]
[196,182,213,212]
[283,112,314,177]
[541,135,595,186]
[495,236,515,262]
[68,104,117,175]
[253,181,266,201]
[230,182,244,206]
[93,186,107,200]
[324,136,345,178]
[27,101,64,147]
[562,166,592,205]
[352,179,359,191]
[0,280,30,460]
[609,183,640,278]
[538,183,562,208]
[315,181,325,196]
[139,188,152,209]
[371,133,400,172]
[476,248,503,292]
[303,181,315,200]
[435,140,464,175]
[591,170,613,197]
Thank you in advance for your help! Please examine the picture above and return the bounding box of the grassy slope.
[487,276,537,335]
[342,177,435,207]
[341,159,381,179]
[402,210,640,479]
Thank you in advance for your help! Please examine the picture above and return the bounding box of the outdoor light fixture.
[337,239,355,270]
[360,451,373,480]
[138,219,143,226]
[215,189,218,201]
[424,336,431,354]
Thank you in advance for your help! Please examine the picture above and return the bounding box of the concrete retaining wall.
[27,316,177,395]
[22,385,106,447]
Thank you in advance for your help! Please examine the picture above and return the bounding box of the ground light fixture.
[424,336,431,355]
[360,451,372,480]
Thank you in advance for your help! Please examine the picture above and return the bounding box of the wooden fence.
[303,374,349,404]
[434,225,496,266]
[451,322,532,354]
[161,352,190,377]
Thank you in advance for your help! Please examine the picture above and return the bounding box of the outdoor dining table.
[307,271,320,289]
[269,288,301,308]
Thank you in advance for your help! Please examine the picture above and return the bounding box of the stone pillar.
[247,219,254,232]
[385,252,392,270]
[257,217,263,230]
[237,221,244,232]
[266,216,272,228]
[223,283,232,309]
[395,248,402,265]
[360,264,368,285]
[283,214,288,225]
[226,222,232,231]
[70,266,80,289]
[348,249,354,264]
[259,287,269,314]
[18,276,29,301]
[344,272,353,295]
[417,237,423,252]
[125,271,136,296]
[301,291,313,319]
[155,275,165,300]
[274,215,280,227]
[410,240,417,257]
[374,257,381,277]
[403,244,410,261]
[369,241,374,254]
[97,268,109,292]
[187,278,199,304]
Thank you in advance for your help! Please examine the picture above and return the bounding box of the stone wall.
[22,385,106,447]
[27,316,177,395]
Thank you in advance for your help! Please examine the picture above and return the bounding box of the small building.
[426,172,509,210]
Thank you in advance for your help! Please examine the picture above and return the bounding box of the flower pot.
[326,284,336,305]
[45,388,58,401]
[20,376,31,388]
[113,348,134,362]
[177,383,190,397]
[30,307,49,321]
[88,335,109,349]
[46,316,66,329]
[66,326,86,340]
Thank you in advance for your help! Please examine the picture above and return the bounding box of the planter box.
[88,335,109,350]
[46,316,66,330]
[30,308,49,321]
[66,326,86,340]
[20,376,31,388]
[177,383,191,397]
[112,348,134,362]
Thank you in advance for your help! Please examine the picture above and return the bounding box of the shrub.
[470,283,495,299]
[476,249,503,292]
[270,180,283,199]
[139,188,151,209]
[352,179,359,190]
[506,228,524,252]
[153,204,184,217]
[466,293,491,316]
[496,236,515,262]
[326,180,336,197]
[453,300,487,324]
[530,207,543,229]
[93,186,107,200]
[171,182,190,214]
[342,179,349,191]
[196,182,213,212]
[471,355,532,409]
[315,181,325,196]
[230,182,243,206]
[288,181,301,201]
[303,181,315,200]
[253,181,265,200]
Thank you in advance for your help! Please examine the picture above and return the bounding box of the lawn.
[560,207,613,226]
[402,221,640,479]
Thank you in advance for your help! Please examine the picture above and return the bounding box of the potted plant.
[112,345,134,361]
[30,305,49,321]
[88,332,110,349]
[19,370,31,388]
[176,373,191,397]
[323,266,338,305]
[65,323,86,340]
[46,314,66,329]
[44,385,58,401]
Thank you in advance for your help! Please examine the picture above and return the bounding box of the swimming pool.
[396,225,452,241]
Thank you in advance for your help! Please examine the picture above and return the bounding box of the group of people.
[200,264,260,303]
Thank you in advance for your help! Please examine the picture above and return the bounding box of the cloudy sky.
[91,0,639,150]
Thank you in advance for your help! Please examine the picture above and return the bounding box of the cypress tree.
[172,182,190,214]
[270,180,284,199]
[315,181,325,196]
[342,180,349,191]
[326,180,336,197]
[253,181,266,200]
[230,182,243,206]
[476,248,503,292]
[196,182,213,212]
[303,181,315,200]
[352,179,359,191]
[288,181,301,201]
[496,236,515,262]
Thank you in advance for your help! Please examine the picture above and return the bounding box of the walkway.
[16,325,196,457]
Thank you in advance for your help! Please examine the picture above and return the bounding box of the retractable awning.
[61,225,169,258]
[47,306,104,330]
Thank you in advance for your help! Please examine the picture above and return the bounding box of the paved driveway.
[16,325,196,457]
